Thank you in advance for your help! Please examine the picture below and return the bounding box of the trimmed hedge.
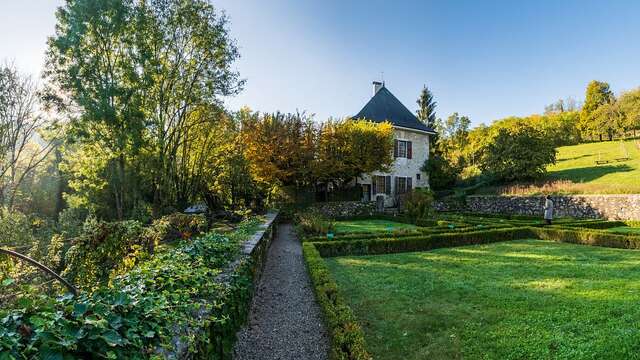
[532,227,640,249]
[312,227,535,257]
[551,220,627,229]
[302,243,371,360]
[303,223,513,243]
[333,214,442,228]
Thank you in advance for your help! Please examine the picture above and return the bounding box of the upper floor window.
[394,140,412,159]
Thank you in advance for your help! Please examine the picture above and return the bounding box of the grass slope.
[333,219,417,234]
[546,139,640,193]
[327,240,640,359]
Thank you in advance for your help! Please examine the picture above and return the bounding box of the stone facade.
[309,201,376,218]
[359,127,431,207]
[435,195,640,220]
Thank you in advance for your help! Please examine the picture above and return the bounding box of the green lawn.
[546,139,640,193]
[326,240,640,359]
[333,219,417,234]
[608,226,640,235]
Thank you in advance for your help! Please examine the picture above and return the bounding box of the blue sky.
[2,0,640,126]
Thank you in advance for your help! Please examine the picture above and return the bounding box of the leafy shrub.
[0,210,39,248]
[303,243,371,360]
[57,206,90,239]
[401,189,434,222]
[0,219,262,358]
[295,209,335,236]
[62,218,148,290]
[145,213,209,248]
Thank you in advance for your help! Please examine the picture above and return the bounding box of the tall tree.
[314,119,394,187]
[618,88,640,136]
[0,64,58,213]
[479,124,556,182]
[580,80,614,141]
[45,0,145,219]
[135,0,243,213]
[45,0,243,218]
[416,85,437,129]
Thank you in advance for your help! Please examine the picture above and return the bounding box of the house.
[354,81,436,207]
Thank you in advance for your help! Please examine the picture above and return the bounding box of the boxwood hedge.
[302,243,371,360]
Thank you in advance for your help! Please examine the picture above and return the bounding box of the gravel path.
[233,223,329,360]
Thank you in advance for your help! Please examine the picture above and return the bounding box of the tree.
[618,88,640,136]
[314,119,394,187]
[135,0,243,213]
[240,111,316,200]
[45,0,243,218]
[423,113,471,190]
[0,64,58,213]
[592,101,625,141]
[45,0,145,219]
[544,97,579,114]
[189,108,261,210]
[580,80,614,141]
[479,124,556,182]
[416,85,437,129]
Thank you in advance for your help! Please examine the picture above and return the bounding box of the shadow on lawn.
[556,153,594,162]
[548,164,633,182]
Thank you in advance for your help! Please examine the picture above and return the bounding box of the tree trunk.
[54,148,66,222]
[116,155,126,220]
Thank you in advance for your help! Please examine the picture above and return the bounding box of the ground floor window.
[395,176,413,194]
[372,175,391,195]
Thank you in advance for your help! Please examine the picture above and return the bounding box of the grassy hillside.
[481,139,640,194]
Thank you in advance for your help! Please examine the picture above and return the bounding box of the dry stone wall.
[436,195,640,220]
[309,201,376,218]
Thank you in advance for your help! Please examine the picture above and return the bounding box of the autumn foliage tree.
[241,112,393,201]
[314,119,394,186]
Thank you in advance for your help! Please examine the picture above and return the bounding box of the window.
[416,173,421,180]
[394,140,412,159]
[398,141,407,157]
[372,175,391,195]
[395,176,413,195]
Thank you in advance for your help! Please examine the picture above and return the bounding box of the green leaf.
[39,346,63,360]
[73,303,88,317]
[101,329,123,347]
[1,278,15,287]
[143,330,155,338]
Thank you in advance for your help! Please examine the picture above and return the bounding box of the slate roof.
[353,85,436,134]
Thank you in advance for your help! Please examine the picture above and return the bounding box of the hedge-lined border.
[532,226,640,249]
[303,223,516,243]
[302,243,371,360]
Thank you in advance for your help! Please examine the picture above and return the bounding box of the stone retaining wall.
[436,195,640,220]
[161,211,278,359]
[308,201,376,218]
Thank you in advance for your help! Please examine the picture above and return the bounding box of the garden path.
[233,223,329,360]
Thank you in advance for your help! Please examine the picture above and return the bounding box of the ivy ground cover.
[326,239,640,360]
[333,219,418,234]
